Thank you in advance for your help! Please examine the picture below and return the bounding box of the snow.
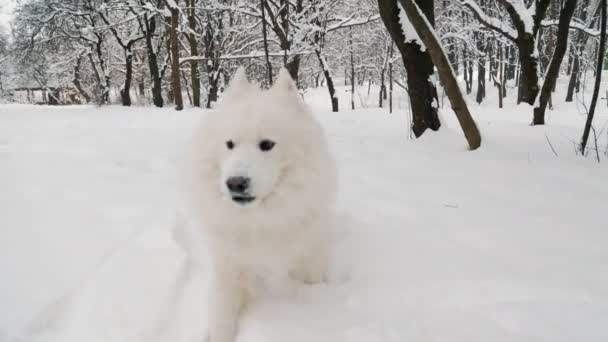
[165,0,179,10]
[505,0,534,34]
[407,0,460,91]
[1,84,608,342]
[0,0,15,33]
[397,2,426,52]
[541,19,600,37]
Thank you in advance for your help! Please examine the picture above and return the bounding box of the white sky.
[0,0,15,33]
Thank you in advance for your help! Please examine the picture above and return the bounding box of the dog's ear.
[272,68,299,97]
[224,67,251,97]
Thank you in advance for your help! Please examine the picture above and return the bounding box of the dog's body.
[184,69,336,342]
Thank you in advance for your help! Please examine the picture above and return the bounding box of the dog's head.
[187,68,334,215]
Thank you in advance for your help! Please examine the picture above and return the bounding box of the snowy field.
[1,86,608,342]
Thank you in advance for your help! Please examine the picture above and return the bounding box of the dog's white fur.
[184,68,336,342]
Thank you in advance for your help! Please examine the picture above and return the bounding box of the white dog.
[184,68,336,342]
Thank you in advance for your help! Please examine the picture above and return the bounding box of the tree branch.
[460,0,517,42]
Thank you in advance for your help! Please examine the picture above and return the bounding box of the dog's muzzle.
[226,176,256,205]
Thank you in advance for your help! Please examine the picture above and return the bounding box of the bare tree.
[378,0,441,137]
[186,0,201,107]
[533,0,578,125]
[136,1,165,107]
[99,7,144,106]
[397,0,481,150]
[166,0,183,111]
[461,0,552,105]
[581,0,607,154]
[261,0,273,86]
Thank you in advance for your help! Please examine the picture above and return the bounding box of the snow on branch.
[165,0,179,10]
[502,0,534,33]
[179,50,314,64]
[460,0,517,41]
[541,19,601,37]
[326,13,380,32]
[397,2,425,51]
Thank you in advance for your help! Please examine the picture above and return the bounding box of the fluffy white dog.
[184,68,336,342]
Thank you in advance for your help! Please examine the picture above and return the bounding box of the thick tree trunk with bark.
[517,37,540,104]
[378,0,441,137]
[142,13,164,108]
[397,0,481,149]
[93,38,110,105]
[533,0,578,125]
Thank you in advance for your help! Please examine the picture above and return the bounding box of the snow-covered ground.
[1,85,608,342]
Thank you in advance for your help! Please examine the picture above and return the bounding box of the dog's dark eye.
[259,139,275,152]
[226,140,235,150]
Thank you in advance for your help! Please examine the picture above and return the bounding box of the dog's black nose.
[226,176,250,193]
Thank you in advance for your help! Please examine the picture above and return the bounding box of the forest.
[0,0,606,152]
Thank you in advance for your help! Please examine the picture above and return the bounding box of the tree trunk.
[187,0,201,107]
[461,0,549,105]
[581,0,606,154]
[350,32,355,110]
[315,49,338,112]
[517,36,541,104]
[378,0,441,138]
[286,55,301,86]
[506,45,515,80]
[73,54,91,103]
[463,48,472,94]
[379,71,386,108]
[94,39,110,105]
[120,47,133,106]
[271,0,302,85]
[566,0,592,102]
[167,2,183,111]
[533,0,578,125]
[397,0,481,150]
[497,43,504,109]
[48,88,60,105]
[566,55,580,102]
[476,33,486,104]
[207,71,219,109]
[389,54,394,114]
[143,13,164,107]
[261,0,273,86]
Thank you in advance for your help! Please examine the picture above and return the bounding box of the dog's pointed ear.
[224,67,250,97]
[272,68,299,96]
